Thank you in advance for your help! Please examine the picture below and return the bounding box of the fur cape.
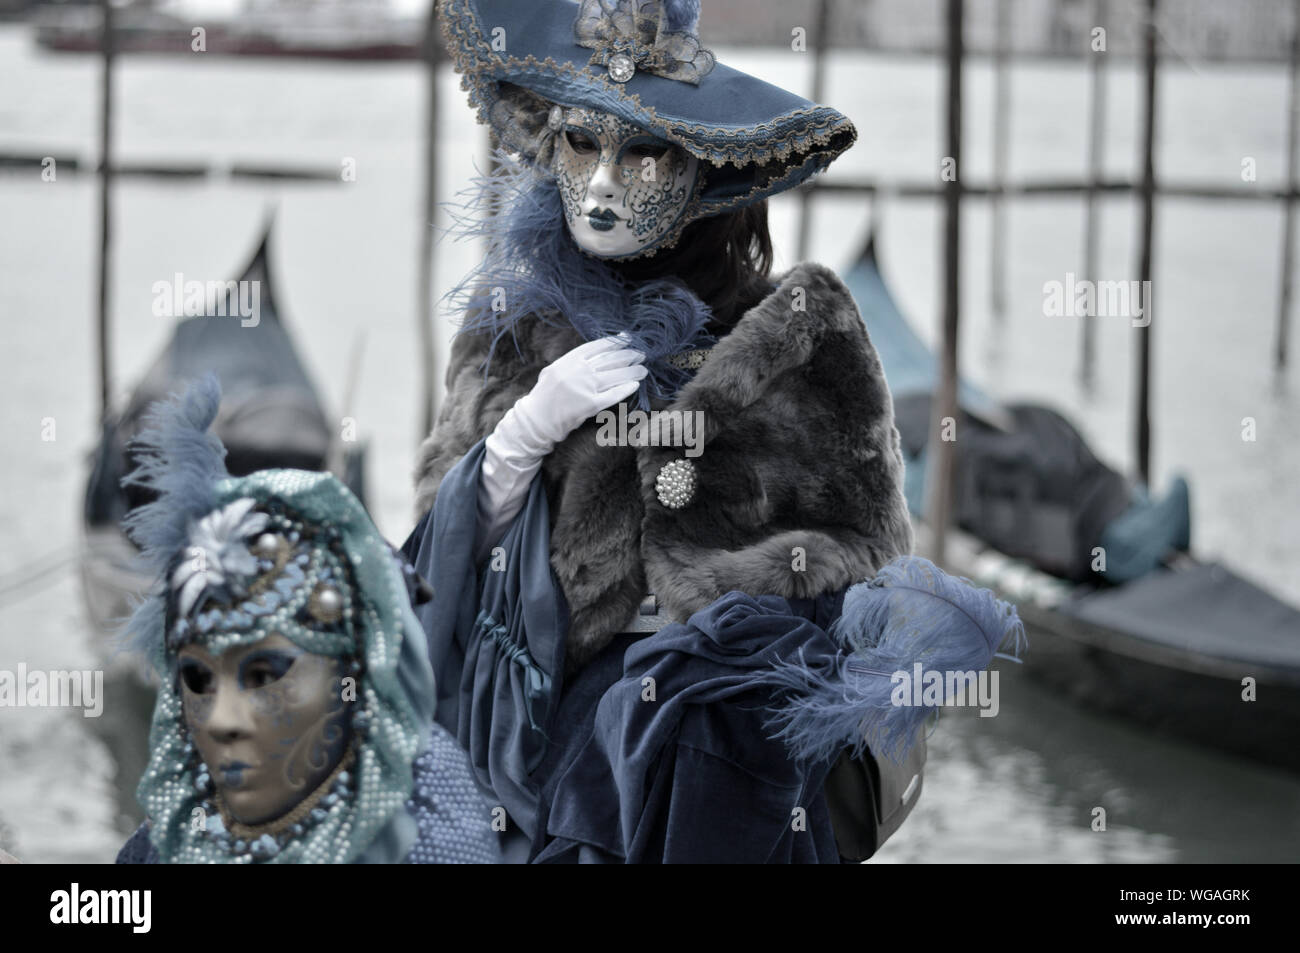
[413,262,915,670]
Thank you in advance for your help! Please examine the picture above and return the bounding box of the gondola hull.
[844,235,1300,774]
[1015,597,1300,772]
[80,225,368,645]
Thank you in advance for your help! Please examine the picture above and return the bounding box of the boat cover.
[1058,562,1300,672]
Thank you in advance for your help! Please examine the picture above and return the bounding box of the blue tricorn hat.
[438,0,858,217]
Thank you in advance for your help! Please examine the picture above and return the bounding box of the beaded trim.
[166,501,358,658]
[667,347,711,370]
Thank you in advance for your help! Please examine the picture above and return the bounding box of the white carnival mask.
[552,107,701,260]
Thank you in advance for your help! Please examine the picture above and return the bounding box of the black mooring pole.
[926,0,963,566]
[796,0,831,264]
[1134,0,1158,487]
[1276,0,1300,376]
[989,0,1010,326]
[418,3,441,440]
[96,0,115,422]
[1081,0,1109,391]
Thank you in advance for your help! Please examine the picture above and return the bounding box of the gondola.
[844,233,1300,774]
[80,222,368,642]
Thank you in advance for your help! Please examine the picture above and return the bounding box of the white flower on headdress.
[171,497,269,618]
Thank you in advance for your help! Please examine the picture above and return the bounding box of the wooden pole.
[796,0,831,263]
[925,0,963,567]
[1276,0,1300,375]
[1080,0,1108,390]
[96,0,115,421]
[1134,0,1158,486]
[989,0,1010,325]
[417,4,440,440]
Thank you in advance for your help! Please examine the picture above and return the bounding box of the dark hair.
[611,201,775,335]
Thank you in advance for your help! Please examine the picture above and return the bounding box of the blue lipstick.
[588,208,618,232]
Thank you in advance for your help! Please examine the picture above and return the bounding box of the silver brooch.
[655,458,697,510]
[607,53,635,83]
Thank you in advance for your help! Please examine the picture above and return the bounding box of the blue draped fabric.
[402,445,856,863]
[530,590,846,863]
[401,439,568,844]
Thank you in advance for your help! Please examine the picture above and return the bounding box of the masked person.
[116,377,500,864]
[404,0,1022,863]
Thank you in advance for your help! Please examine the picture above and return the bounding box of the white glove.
[475,336,646,560]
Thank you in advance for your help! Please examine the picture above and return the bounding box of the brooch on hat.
[574,0,716,85]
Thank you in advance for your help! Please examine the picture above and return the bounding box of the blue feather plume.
[117,374,229,659]
[439,151,714,410]
[764,556,1026,765]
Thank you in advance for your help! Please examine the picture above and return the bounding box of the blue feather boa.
[440,152,714,410]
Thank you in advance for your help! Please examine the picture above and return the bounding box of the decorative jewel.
[574,0,716,86]
[253,532,280,558]
[171,498,268,617]
[655,458,697,509]
[547,104,565,131]
[607,52,635,83]
[308,583,344,624]
[249,834,279,859]
[353,710,371,739]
